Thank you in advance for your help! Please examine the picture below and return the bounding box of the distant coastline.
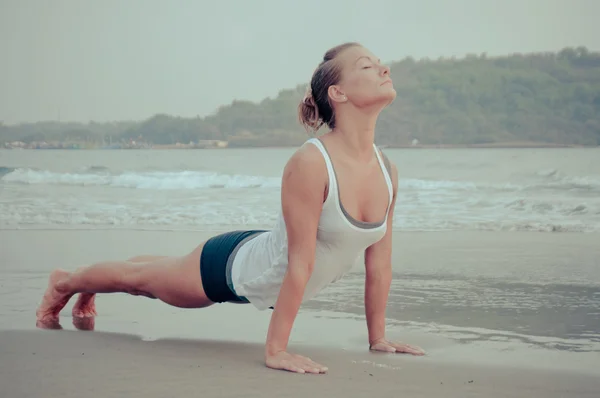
[2,47,599,149]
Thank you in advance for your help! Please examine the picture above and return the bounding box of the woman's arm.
[264,145,329,374]
[364,160,398,345]
[364,160,425,356]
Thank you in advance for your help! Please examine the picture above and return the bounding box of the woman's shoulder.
[281,140,328,187]
[284,140,327,173]
[279,141,330,216]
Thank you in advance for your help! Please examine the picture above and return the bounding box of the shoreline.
[2,229,598,342]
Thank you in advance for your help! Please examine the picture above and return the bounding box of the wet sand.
[1,229,599,397]
[2,328,599,398]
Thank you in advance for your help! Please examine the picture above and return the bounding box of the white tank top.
[229,138,394,310]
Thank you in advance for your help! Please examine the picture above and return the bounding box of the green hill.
[2,46,599,147]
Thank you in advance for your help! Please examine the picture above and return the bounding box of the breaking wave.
[2,166,599,193]
[1,166,598,232]
[1,167,281,190]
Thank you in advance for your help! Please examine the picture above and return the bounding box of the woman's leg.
[71,255,169,317]
[36,243,212,322]
[126,255,170,263]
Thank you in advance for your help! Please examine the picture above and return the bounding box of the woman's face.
[330,45,396,109]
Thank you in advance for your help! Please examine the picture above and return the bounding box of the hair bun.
[298,87,323,133]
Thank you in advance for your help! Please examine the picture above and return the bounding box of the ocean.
[1,147,599,232]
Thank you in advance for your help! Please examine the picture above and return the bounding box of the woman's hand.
[265,350,328,374]
[369,337,425,356]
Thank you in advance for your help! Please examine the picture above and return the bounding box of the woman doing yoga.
[36,42,425,374]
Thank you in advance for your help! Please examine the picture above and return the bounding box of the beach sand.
[3,328,600,398]
[1,229,599,397]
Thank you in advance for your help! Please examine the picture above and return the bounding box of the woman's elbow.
[288,259,314,284]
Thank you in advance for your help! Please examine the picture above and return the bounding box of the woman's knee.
[119,264,149,295]
[120,259,186,303]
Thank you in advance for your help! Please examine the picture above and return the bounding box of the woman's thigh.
[132,242,214,309]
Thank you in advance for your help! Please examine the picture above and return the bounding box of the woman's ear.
[327,85,347,103]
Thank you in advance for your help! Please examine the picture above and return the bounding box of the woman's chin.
[379,88,397,105]
[353,90,397,110]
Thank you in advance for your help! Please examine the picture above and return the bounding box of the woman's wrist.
[368,336,386,347]
[265,340,286,357]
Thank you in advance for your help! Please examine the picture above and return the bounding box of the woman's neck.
[330,111,378,162]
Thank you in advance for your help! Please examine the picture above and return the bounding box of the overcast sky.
[1,0,598,125]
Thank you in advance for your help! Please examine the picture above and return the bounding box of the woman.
[36,42,425,374]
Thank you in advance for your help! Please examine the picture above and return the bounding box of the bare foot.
[72,293,97,317]
[36,269,73,322]
[36,317,63,330]
[73,316,95,331]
